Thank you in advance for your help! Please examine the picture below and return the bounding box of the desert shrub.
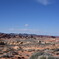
[26,54,29,57]
[48,57,55,59]
[28,49,35,52]
[48,56,59,59]
[18,57,25,59]
[40,56,46,59]
[29,52,43,59]
[48,57,56,59]
[0,42,5,45]
[54,49,59,51]
[12,51,18,55]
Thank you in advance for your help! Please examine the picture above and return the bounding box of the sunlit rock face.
[12,46,19,50]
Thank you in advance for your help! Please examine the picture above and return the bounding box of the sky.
[0,0,59,36]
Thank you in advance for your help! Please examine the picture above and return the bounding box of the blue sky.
[0,0,59,36]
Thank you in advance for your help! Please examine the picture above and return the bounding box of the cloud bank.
[9,28,40,34]
[24,24,29,27]
[37,0,54,5]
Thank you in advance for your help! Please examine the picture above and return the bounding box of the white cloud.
[9,28,40,34]
[24,24,29,27]
[37,0,54,5]
[9,28,15,31]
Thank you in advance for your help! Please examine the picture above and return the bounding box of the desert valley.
[0,33,59,59]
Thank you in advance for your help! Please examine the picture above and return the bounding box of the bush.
[40,56,46,59]
[29,52,43,59]
[48,56,59,59]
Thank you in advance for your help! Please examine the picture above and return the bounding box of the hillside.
[0,33,59,59]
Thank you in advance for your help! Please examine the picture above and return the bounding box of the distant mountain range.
[0,32,58,39]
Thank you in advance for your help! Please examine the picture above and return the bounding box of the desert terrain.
[0,33,59,59]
